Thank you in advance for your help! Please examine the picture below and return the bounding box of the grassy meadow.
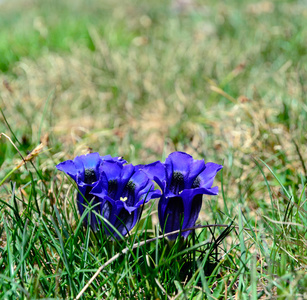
[1,0,307,298]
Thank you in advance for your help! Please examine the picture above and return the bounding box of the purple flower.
[90,161,161,238]
[140,152,222,240]
[56,153,126,228]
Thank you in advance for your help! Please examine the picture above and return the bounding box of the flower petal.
[76,185,89,215]
[101,200,112,221]
[100,160,123,182]
[57,153,103,184]
[56,160,80,181]
[122,201,139,214]
[138,161,166,184]
[165,151,193,177]
[129,170,151,194]
[159,195,184,240]
[115,164,135,198]
[165,152,196,194]
[194,162,223,189]
[77,189,102,230]
[181,193,203,238]
[153,176,168,193]
[137,188,161,205]
[75,152,101,170]
[116,169,158,206]
[101,155,127,164]
[180,186,219,198]
[104,204,138,238]
[90,176,109,199]
[186,159,206,188]
[113,208,135,237]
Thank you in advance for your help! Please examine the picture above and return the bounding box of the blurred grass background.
[1,0,307,298]
[1,0,307,193]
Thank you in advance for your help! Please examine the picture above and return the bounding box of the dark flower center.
[121,180,136,205]
[192,177,201,188]
[84,168,97,184]
[108,179,118,198]
[126,180,136,191]
[170,171,185,195]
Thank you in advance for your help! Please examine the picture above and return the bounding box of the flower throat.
[84,168,97,184]
[170,171,185,195]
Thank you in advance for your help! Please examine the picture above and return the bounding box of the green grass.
[1,0,307,298]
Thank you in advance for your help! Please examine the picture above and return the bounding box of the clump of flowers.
[90,160,161,238]
[138,152,223,240]
[56,153,126,230]
[56,153,160,237]
[56,151,222,240]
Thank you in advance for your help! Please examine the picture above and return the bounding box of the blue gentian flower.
[90,160,161,238]
[139,151,223,240]
[56,153,126,229]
